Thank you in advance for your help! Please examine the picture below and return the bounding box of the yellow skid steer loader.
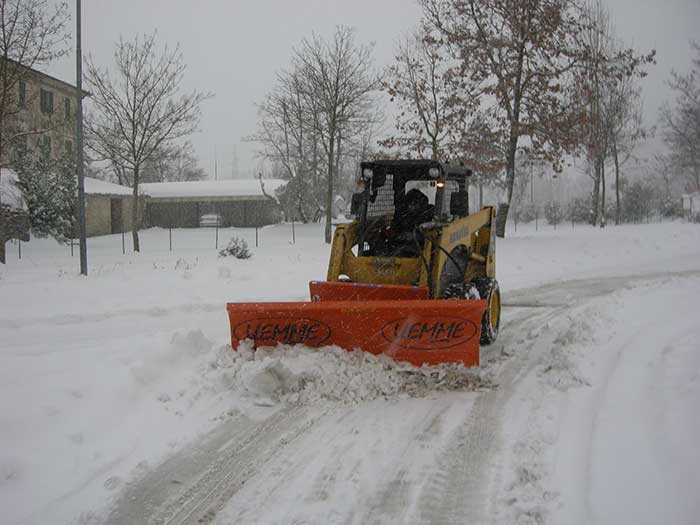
[227,159,500,366]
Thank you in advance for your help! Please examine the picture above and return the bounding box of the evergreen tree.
[10,145,77,243]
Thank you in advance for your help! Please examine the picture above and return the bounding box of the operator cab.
[350,160,472,257]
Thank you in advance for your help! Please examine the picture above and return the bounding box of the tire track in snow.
[359,403,455,525]
[103,405,326,525]
[415,271,700,524]
[414,307,553,524]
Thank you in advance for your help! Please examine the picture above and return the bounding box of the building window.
[64,97,71,120]
[40,89,54,114]
[40,135,51,158]
[18,80,26,107]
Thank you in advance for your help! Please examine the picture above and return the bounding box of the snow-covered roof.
[0,169,25,210]
[140,178,287,201]
[84,177,133,196]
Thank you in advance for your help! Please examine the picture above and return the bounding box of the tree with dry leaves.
[85,32,211,251]
[382,26,461,160]
[420,0,588,237]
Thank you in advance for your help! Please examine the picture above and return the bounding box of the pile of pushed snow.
[207,340,490,406]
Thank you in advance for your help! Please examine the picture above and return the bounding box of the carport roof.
[140,179,286,201]
[85,177,133,196]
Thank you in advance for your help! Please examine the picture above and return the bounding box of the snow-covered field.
[1,220,699,524]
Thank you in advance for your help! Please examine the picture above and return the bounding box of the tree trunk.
[613,139,621,225]
[0,133,5,264]
[334,132,343,219]
[591,158,601,226]
[495,137,518,238]
[131,166,140,252]
[600,161,606,227]
[324,135,335,244]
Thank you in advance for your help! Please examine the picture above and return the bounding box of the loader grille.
[367,174,395,219]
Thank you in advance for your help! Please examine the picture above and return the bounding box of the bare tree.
[574,0,653,227]
[0,0,70,263]
[84,32,211,251]
[250,27,380,239]
[604,74,645,225]
[293,26,379,243]
[141,142,206,183]
[661,41,700,194]
[248,69,323,223]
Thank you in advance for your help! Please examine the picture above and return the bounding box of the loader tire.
[474,277,500,345]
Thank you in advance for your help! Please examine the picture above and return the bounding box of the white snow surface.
[0,169,25,209]
[1,220,699,524]
[83,177,133,196]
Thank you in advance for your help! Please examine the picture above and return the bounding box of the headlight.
[428,167,441,178]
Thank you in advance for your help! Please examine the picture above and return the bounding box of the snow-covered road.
[105,272,700,525]
[2,222,700,524]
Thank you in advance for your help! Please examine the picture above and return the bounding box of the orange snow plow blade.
[309,280,429,302]
[227,284,488,367]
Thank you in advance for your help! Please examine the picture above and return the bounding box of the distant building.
[682,191,699,217]
[141,179,286,228]
[84,178,144,237]
[1,58,83,162]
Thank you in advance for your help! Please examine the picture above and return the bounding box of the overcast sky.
[48,0,699,180]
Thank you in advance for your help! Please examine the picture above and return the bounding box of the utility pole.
[76,0,87,275]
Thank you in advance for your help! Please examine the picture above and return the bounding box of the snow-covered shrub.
[219,236,251,259]
[567,197,589,224]
[519,203,538,223]
[544,200,564,226]
[659,196,684,218]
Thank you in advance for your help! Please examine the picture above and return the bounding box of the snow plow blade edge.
[226,298,488,367]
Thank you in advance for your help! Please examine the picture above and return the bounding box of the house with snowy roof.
[140,178,286,228]
[83,177,144,236]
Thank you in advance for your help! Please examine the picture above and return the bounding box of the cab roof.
[359,159,473,179]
